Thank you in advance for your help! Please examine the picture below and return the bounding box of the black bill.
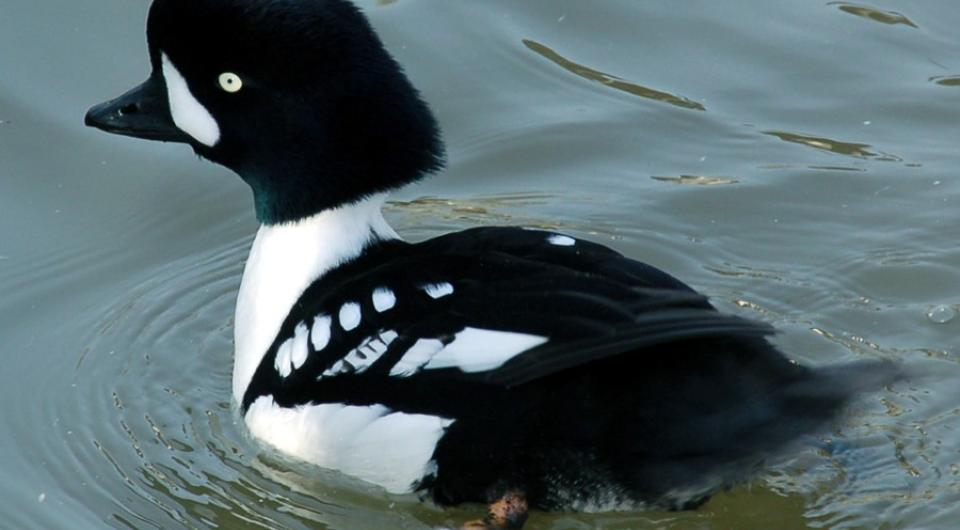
[84,74,190,143]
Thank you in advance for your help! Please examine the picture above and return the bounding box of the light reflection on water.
[2,0,959,528]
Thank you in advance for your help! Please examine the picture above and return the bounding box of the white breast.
[232,195,398,404]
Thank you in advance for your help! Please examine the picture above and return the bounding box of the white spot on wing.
[290,322,310,370]
[421,282,454,299]
[245,396,454,493]
[339,302,362,331]
[423,328,547,373]
[274,338,294,378]
[390,338,444,377]
[161,53,221,147]
[372,287,396,312]
[311,315,332,351]
[548,234,576,247]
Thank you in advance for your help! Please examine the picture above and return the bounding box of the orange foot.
[461,490,529,530]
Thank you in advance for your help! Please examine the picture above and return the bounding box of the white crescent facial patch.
[161,52,221,147]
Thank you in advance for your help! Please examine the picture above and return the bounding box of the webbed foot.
[461,490,528,529]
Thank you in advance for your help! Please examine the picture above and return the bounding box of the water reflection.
[387,194,618,237]
[926,305,957,324]
[828,2,918,28]
[807,165,866,172]
[651,175,739,186]
[521,39,706,111]
[930,75,960,87]
[764,130,903,162]
[7,0,960,528]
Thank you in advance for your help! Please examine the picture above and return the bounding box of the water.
[2,0,958,528]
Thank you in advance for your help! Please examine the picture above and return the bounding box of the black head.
[85,0,444,224]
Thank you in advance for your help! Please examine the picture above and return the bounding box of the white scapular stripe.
[372,287,396,312]
[423,328,548,373]
[366,330,398,357]
[161,53,221,147]
[245,396,454,493]
[421,282,454,299]
[321,330,398,378]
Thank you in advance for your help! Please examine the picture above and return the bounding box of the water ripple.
[652,175,740,186]
[37,232,483,529]
[829,2,918,28]
[522,39,706,111]
[763,130,903,162]
[930,75,960,87]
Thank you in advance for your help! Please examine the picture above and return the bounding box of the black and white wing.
[241,227,774,413]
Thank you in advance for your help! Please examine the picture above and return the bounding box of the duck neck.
[232,193,399,403]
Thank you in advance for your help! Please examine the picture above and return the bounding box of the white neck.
[232,194,399,403]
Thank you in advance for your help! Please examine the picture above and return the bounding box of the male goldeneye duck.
[85,0,898,528]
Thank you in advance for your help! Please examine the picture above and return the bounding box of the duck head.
[86,0,444,224]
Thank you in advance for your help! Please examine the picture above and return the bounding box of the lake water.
[2,1,958,528]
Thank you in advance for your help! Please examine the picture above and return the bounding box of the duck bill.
[85,74,190,143]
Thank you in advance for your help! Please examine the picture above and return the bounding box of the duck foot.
[461,490,529,529]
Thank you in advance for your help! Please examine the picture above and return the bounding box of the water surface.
[2,1,959,528]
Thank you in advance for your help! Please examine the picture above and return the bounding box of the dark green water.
[2,1,958,528]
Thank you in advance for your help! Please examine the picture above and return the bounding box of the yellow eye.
[218,72,243,93]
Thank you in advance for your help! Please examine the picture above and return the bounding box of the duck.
[84,0,898,528]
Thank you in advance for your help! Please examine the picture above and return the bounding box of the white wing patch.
[372,287,396,312]
[321,330,399,379]
[338,302,362,331]
[424,328,548,372]
[245,396,454,493]
[161,53,221,147]
[391,328,547,377]
[547,234,576,247]
[421,282,454,299]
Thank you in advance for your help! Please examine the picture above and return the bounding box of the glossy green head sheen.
[86,0,445,224]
